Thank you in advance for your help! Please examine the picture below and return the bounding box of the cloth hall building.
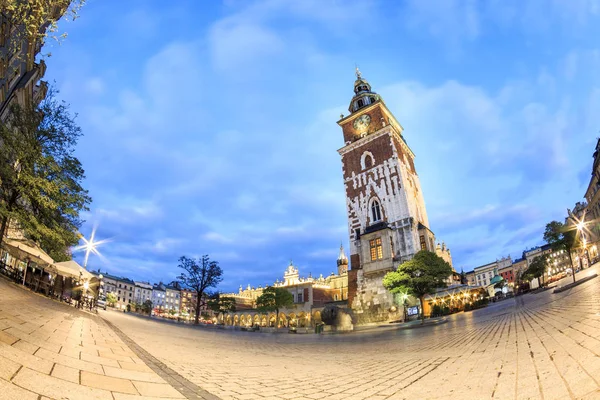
[221,246,349,328]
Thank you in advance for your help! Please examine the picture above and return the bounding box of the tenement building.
[336,69,452,323]
[0,5,67,119]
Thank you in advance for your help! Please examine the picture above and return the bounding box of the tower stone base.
[350,270,402,324]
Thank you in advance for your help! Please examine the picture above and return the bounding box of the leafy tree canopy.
[544,220,578,283]
[523,255,548,283]
[0,0,85,57]
[106,292,117,306]
[207,293,236,315]
[544,221,577,253]
[256,286,294,327]
[383,250,453,323]
[0,90,91,261]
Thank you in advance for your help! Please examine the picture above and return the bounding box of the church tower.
[337,68,437,323]
[337,244,349,275]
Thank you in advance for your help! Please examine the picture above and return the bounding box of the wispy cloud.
[47,1,600,289]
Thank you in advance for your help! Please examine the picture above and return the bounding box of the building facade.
[152,283,166,313]
[164,284,181,312]
[134,281,153,304]
[221,248,350,328]
[337,69,451,324]
[0,5,67,119]
[101,273,134,310]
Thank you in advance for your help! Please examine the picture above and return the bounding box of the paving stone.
[0,375,39,400]
[12,367,114,400]
[0,354,21,380]
[51,363,81,384]
[132,381,187,398]
[0,330,18,345]
[81,351,122,367]
[103,365,166,383]
[36,347,105,374]
[119,360,155,373]
[12,339,40,354]
[0,340,54,375]
[80,370,139,394]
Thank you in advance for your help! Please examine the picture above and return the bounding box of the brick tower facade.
[337,69,445,323]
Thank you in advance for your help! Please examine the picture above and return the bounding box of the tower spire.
[355,65,362,80]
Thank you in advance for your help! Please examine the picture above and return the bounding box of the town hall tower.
[337,69,447,323]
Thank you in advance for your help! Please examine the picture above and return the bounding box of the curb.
[553,274,598,294]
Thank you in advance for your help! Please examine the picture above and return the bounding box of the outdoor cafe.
[0,237,100,311]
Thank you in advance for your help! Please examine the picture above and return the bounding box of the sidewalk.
[0,277,189,400]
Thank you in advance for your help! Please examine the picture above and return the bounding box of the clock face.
[353,114,371,133]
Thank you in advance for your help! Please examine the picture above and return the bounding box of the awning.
[54,260,93,281]
[2,238,56,272]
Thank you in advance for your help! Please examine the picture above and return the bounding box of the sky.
[43,0,600,291]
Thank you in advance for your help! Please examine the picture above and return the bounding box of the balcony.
[364,221,388,234]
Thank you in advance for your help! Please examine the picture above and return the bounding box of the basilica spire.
[337,243,348,275]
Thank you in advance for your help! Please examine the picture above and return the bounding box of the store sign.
[407,306,419,316]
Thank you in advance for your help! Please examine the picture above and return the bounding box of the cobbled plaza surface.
[2,265,600,400]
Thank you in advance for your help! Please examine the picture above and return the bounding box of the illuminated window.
[370,238,383,261]
[420,235,426,250]
[371,199,382,223]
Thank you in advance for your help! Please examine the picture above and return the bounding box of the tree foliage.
[383,250,453,324]
[207,293,236,316]
[177,255,223,324]
[0,91,91,261]
[106,292,117,306]
[544,220,577,283]
[255,286,293,327]
[0,0,85,58]
[142,300,153,315]
[522,254,548,284]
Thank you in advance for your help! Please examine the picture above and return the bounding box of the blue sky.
[44,0,600,291]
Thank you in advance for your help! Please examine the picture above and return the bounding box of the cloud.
[47,1,600,290]
[209,22,284,73]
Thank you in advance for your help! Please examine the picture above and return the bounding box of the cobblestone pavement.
[0,277,187,400]
[102,267,600,400]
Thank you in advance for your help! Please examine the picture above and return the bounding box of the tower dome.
[348,67,380,113]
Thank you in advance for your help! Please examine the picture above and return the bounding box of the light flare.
[72,224,111,269]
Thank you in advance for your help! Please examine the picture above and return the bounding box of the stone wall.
[350,269,402,324]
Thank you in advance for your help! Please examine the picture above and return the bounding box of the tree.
[177,255,223,325]
[523,255,548,287]
[106,292,117,307]
[142,300,153,315]
[544,221,578,284]
[0,91,91,261]
[207,293,236,319]
[0,0,85,58]
[383,250,453,324]
[255,286,293,328]
[459,268,467,284]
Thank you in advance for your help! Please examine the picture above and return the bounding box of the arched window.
[361,153,373,169]
[371,199,382,223]
[360,151,375,170]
